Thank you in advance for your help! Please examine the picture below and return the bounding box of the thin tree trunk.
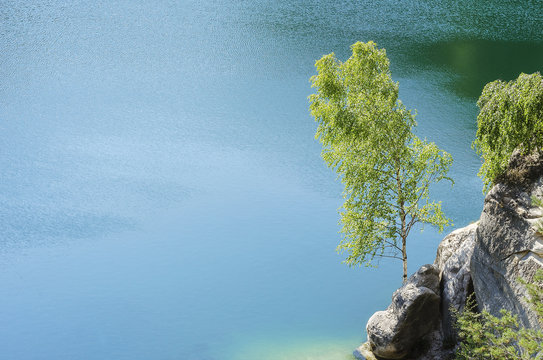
[402,235,407,283]
[400,206,408,283]
[396,164,408,283]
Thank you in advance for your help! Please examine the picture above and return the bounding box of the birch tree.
[309,41,453,282]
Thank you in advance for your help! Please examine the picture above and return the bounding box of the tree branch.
[376,254,403,260]
[383,238,402,252]
[405,215,418,238]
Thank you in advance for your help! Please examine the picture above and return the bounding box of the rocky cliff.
[355,151,543,360]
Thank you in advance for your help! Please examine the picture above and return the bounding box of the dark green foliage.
[473,72,543,192]
[453,269,543,359]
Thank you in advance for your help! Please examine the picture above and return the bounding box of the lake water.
[1,1,542,359]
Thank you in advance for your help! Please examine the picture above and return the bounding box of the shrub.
[453,269,543,360]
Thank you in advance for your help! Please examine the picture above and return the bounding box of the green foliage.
[473,72,543,192]
[308,41,453,279]
[520,267,543,320]
[454,269,543,360]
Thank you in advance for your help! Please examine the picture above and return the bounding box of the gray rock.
[400,263,441,295]
[434,223,477,341]
[353,342,378,360]
[413,328,455,360]
[366,265,441,359]
[358,151,543,359]
[471,150,543,330]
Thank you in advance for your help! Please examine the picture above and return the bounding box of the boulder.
[353,342,378,360]
[434,223,477,341]
[471,150,543,330]
[366,265,441,359]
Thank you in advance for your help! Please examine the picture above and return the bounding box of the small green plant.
[532,195,543,235]
[453,269,543,360]
[520,269,543,323]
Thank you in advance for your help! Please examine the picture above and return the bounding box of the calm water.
[1,1,542,359]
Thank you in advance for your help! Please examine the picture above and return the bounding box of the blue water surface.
[1,1,542,359]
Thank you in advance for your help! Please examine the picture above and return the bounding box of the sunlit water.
[1,1,542,359]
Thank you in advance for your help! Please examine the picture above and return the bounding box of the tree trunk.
[402,235,407,283]
[396,165,408,283]
[400,198,407,283]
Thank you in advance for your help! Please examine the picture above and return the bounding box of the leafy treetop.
[473,72,543,192]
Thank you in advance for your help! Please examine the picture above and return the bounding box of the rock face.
[358,151,543,359]
[434,223,477,341]
[366,265,441,359]
[471,150,543,330]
